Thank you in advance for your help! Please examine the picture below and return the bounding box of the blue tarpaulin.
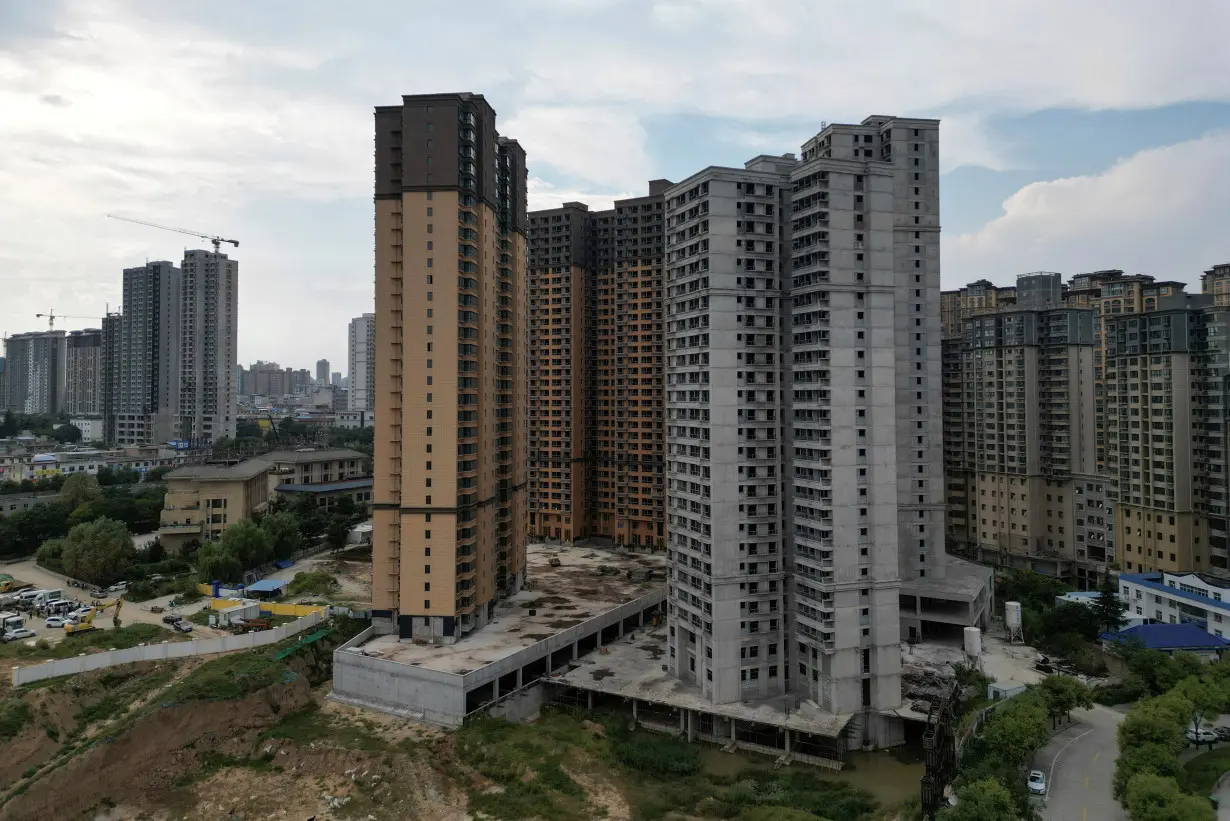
[244,579,288,594]
[273,560,294,570]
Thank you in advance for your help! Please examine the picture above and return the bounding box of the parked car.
[106,582,128,594]
[1215,726,1230,742]
[2,628,36,643]
[162,613,183,625]
[1187,727,1219,744]
[1028,770,1047,795]
[173,621,194,633]
[44,617,67,628]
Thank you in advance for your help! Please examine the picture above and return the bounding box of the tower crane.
[34,310,102,330]
[106,214,239,254]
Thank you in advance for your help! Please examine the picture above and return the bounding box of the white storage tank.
[964,626,982,658]
[1005,601,1022,632]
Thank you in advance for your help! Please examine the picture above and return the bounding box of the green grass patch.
[285,570,341,597]
[0,700,32,739]
[1183,745,1230,796]
[161,648,288,703]
[74,695,128,725]
[260,701,389,751]
[186,610,213,627]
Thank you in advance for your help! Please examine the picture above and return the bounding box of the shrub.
[611,732,700,775]
[286,571,340,597]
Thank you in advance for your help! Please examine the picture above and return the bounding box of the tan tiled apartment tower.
[372,93,529,643]
[526,184,669,546]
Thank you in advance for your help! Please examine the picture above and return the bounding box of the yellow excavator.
[63,598,123,636]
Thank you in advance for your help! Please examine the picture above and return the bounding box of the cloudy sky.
[3,0,1229,370]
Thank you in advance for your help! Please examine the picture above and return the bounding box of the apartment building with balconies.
[526,184,670,547]
[371,92,528,644]
[664,156,796,709]
[942,273,1102,585]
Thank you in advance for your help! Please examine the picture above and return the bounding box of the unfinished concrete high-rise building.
[348,313,376,412]
[371,92,528,643]
[661,116,989,747]
[526,183,669,546]
[2,330,66,415]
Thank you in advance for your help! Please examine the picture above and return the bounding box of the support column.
[516,668,523,689]
[687,710,696,742]
[632,699,638,727]
[596,631,603,648]
[546,655,553,676]
[638,609,645,627]
[492,680,500,701]
[587,690,593,711]
[679,710,686,734]
[731,719,737,742]
[785,729,791,754]
[618,620,625,639]
[572,642,578,660]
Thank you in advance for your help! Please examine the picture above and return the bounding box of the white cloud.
[2,0,1230,364]
[946,131,1230,286]
[507,106,651,191]
[526,177,641,213]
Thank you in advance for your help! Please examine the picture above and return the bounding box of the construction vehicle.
[548,557,561,568]
[106,214,238,254]
[231,618,272,634]
[63,598,123,636]
[34,310,102,330]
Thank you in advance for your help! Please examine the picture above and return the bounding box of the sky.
[3,0,1230,371]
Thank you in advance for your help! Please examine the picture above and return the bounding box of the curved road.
[1034,705,1127,821]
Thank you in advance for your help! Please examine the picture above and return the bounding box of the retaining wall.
[11,611,325,686]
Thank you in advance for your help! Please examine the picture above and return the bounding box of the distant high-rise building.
[3,330,66,414]
[248,361,284,397]
[0,356,6,414]
[347,313,375,412]
[101,312,121,442]
[177,250,238,443]
[526,181,670,546]
[112,261,181,446]
[64,328,104,415]
[316,359,330,384]
[235,364,246,396]
[289,367,312,394]
[371,92,528,642]
[331,371,342,387]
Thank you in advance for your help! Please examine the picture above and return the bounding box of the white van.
[33,590,63,607]
[15,590,46,605]
[44,599,73,614]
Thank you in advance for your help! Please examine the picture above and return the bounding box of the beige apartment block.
[526,184,668,547]
[943,273,1103,586]
[158,460,272,552]
[372,93,528,643]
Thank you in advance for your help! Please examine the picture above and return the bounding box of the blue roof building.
[1100,622,1230,657]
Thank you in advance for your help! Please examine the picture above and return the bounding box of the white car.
[44,617,67,628]
[1028,770,1047,795]
[1187,727,1218,744]
[2,628,36,642]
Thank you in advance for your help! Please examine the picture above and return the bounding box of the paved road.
[1035,705,1126,821]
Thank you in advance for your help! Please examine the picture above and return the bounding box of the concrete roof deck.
[357,543,666,675]
[901,557,992,602]
[553,625,853,738]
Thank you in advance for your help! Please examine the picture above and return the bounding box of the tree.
[51,423,82,443]
[980,694,1051,766]
[261,512,303,561]
[1124,772,1215,821]
[196,542,243,583]
[326,516,352,550]
[220,520,272,569]
[1039,674,1093,727]
[144,466,172,483]
[938,778,1018,821]
[35,537,66,573]
[1172,676,1223,739]
[1093,572,1128,633]
[1114,696,1191,800]
[58,517,135,587]
[60,473,102,509]
[95,466,140,486]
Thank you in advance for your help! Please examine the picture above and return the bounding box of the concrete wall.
[333,593,663,727]
[11,611,324,686]
[331,648,466,727]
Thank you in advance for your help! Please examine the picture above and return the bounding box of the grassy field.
[452,710,883,821]
[1183,745,1230,796]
